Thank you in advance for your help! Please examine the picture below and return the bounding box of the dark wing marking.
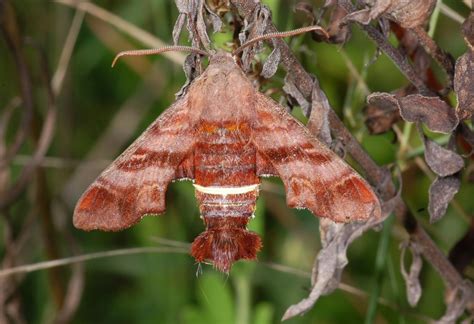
[252,92,381,222]
[74,97,196,231]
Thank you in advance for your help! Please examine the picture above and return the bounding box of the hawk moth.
[74,50,381,272]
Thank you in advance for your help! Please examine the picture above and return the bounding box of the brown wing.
[74,97,197,231]
[252,92,381,222]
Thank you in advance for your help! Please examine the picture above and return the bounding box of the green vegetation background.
[0,1,472,323]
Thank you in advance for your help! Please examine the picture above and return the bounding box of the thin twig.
[52,7,85,95]
[439,3,465,24]
[0,247,188,277]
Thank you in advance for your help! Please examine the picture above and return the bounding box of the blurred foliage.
[0,0,473,323]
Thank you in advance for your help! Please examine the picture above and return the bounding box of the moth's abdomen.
[194,186,258,218]
[191,121,262,272]
[193,120,260,217]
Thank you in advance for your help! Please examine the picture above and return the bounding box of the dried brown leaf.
[239,4,271,71]
[365,92,458,134]
[365,92,400,134]
[454,51,474,120]
[325,4,351,44]
[172,13,186,45]
[462,12,474,47]
[173,0,211,49]
[422,134,464,177]
[204,3,222,33]
[384,0,436,28]
[345,0,436,28]
[307,79,332,145]
[196,0,211,49]
[173,0,192,45]
[435,282,474,324]
[294,2,316,24]
[428,175,460,223]
[176,53,201,98]
[343,8,372,25]
[283,200,390,320]
[283,76,310,115]
[261,43,280,79]
[175,0,191,13]
[399,94,458,134]
[400,241,423,307]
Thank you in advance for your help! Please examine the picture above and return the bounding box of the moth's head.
[190,217,262,273]
[209,50,234,64]
[205,50,240,75]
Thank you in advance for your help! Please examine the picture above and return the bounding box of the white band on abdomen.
[193,184,259,195]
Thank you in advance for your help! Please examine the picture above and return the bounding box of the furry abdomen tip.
[191,217,262,273]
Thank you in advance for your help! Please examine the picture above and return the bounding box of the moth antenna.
[112,46,209,67]
[233,25,329,56]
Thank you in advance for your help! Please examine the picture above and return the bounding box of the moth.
[74,47,381,272]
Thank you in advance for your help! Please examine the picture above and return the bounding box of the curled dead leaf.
[283,76,310,115]
[366,93,458,134]
[400,241,423,307]
[294,2,316,24]
[428,175,461,223]
[435,282,474,324]
[454,51,474,120]
[261,42,281,79]
[399,95,458,134]
[421,133,464,177]
[172,0,212,49]
[325,4,351,44]
[205,6,223,33]
[282,191,393,320]
[345,0,436,28]
[307,81,332,145]
[238,4,272,71]
[366,92,400,134]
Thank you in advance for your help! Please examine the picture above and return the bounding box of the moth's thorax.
[194,120,257,186]
[188,52,255,121]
